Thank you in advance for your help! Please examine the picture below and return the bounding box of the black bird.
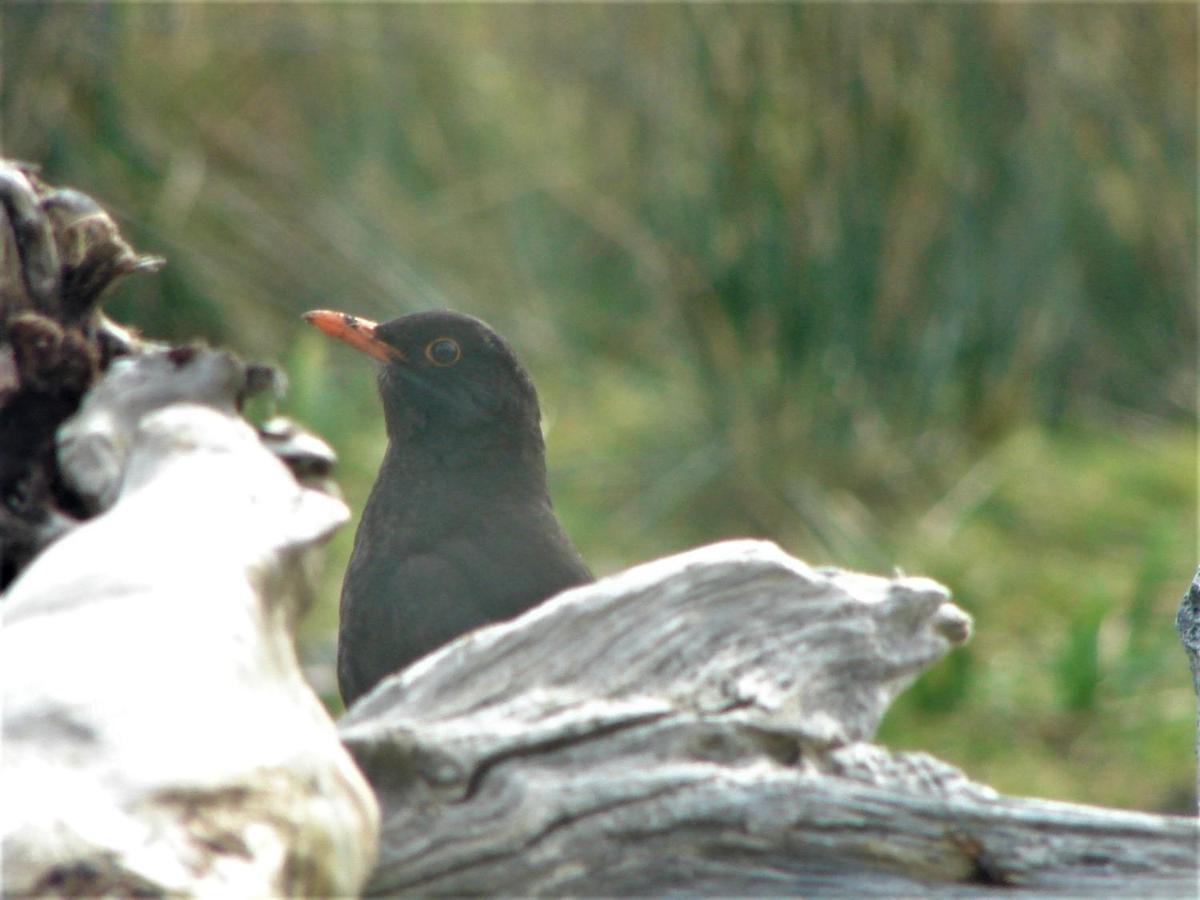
[303,309,592,706]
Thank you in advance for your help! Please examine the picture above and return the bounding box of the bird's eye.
[425,337,461,367]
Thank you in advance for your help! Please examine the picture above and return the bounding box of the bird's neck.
[377,426,550,503]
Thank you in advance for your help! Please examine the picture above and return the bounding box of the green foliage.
[4,5,1195,811]
[1056,596,1106,713]
[879,427,1195,812]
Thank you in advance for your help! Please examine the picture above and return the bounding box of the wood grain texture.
[341,542,1198,896]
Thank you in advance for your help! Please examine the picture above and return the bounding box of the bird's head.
[303,309,543,447]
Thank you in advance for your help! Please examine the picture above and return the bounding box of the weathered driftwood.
[341,542,1199,896]
[1,349,379,897]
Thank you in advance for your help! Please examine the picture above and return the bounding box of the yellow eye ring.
[425,337,461,366]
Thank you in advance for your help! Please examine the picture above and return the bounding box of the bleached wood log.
[341,542,1199,896]
[56,346,247,513]
[1,349,379,897]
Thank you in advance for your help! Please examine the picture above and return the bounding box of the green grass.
[879,426,1196,813]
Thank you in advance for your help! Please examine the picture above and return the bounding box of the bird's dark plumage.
[303,309,592,707]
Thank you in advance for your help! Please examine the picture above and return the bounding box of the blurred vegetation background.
[4,4,1195,813]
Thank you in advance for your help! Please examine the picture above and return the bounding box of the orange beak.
[302,310,405,364]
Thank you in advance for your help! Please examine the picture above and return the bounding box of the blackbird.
[303,309,592,706]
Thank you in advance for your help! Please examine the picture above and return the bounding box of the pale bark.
[2,352,379,898]
[341,542,1199,896]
